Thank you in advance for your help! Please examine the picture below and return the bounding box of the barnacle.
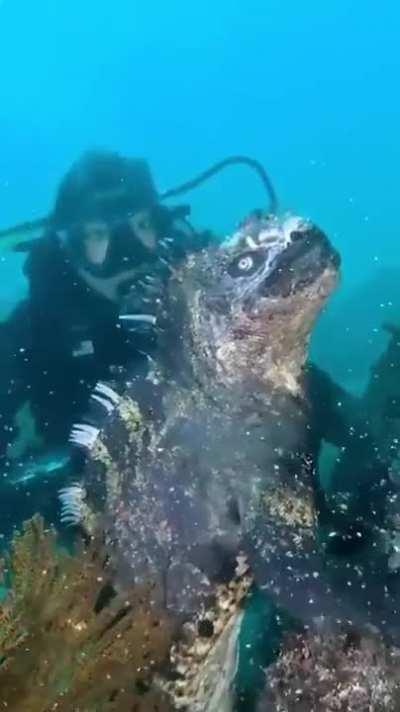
[0,515,175,711]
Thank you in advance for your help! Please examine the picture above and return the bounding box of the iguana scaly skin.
[65,213,346,710]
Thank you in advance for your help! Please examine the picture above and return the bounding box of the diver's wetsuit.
[21,232,137,448]
[13,218,212,451]
[0,208,213,461]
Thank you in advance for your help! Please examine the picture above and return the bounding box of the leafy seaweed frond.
[0,514,175,711]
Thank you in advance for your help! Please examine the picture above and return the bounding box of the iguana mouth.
[262,227,340,297]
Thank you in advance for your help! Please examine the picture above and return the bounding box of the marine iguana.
[59,212,399,709]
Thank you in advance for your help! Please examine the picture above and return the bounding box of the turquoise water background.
[1,4,399,706]
[1,0,399,387]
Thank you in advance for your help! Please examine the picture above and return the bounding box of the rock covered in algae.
[0,514,175,711]
[257,627,400,712]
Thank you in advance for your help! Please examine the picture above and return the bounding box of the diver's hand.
[77,268,140,303]
[122,277,166,315]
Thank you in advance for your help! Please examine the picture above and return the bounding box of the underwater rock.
[258,627,400,711]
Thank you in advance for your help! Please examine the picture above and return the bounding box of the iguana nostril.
[198,619,214,638]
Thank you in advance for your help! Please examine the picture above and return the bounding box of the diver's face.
[82,220,110,265]
[129,209,157,251]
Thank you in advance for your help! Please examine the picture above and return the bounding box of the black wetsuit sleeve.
[24,237,65,312]
[24,236,84,362]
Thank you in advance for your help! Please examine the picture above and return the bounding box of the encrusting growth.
[258,627,400,712]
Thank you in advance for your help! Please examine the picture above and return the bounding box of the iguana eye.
[227,251,264,278]
[238,255,254,271]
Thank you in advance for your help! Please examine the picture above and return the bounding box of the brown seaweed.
[0,514,175,711]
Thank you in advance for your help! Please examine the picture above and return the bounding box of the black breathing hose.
[0,155,278,244]
[161,155,278,215]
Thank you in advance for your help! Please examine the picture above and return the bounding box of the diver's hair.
[52,150,158,230]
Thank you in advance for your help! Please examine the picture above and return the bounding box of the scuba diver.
[30,151,217,442]
[0,150,215,461]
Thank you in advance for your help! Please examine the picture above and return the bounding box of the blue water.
[1,4,400,707]
[1,0,400,392]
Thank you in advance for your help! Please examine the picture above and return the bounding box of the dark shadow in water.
[0,462,74,556]
[312,266,400,392]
